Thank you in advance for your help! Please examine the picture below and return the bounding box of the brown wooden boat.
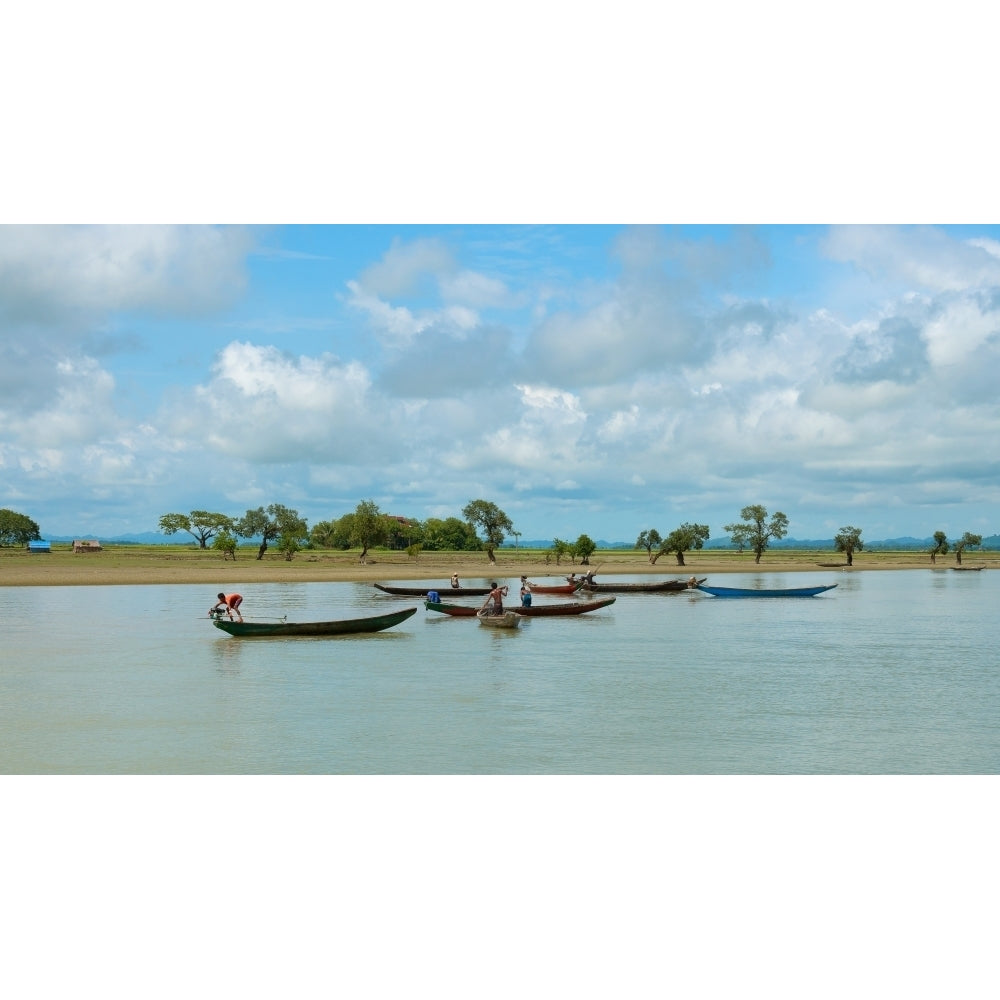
[426,597,616,617]
[580,577,705,593]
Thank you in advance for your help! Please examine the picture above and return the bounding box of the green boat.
[211,606,417,637]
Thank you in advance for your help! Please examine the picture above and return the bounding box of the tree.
[635,529,663,563]
[0,508,42,547]
[277,533,302,562]
[236,504,307,560]
[833,526,864,566]
[929,531,948,564]
[462,499,514,565]
[422,517,480,551]
[659,523,710,567]
[573,534,597,565]
[212,531,238,560]
[550,538,571,564]
[955,531,982,565]
[350,499,390,564]
[310,520,338,548]
[723,505,789,564]
[329,514,356,550]
[159,510,234,548]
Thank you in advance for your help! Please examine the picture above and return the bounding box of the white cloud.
[439,269,510,308]
[0,224,252,322]
[167,341,390,464]
[823,225,1000,293]
[345,279,431,347]
[355,237,453,297]
[922,296,1000,367]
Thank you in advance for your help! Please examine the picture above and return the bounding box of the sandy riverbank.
[2,546,993,587]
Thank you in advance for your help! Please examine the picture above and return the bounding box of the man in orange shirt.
[210,592,244,622]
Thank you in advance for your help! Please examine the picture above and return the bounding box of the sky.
[2,222,999,544]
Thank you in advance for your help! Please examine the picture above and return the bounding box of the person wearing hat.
[450,572,460,588]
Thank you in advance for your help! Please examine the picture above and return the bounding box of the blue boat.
[696,583,837,598]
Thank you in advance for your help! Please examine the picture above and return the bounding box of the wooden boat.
[581,578,705,593]
[476,609,520,628]
[374,582,492,597]
[696,583,838,598]
[952,566,985,571]
[212,606,417,637]
[524,581,584,595]
[426,597,616,617]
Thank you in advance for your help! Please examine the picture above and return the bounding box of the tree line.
[156,499,521,563]
[634,505,984,566]
[155,499,603,565]
[2,500,985,567]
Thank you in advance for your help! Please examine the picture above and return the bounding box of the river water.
[2,569,997,774]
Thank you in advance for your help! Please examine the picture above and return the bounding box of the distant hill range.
[45,532,195,545]
[42,531,998,550]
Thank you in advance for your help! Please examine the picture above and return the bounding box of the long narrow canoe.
[581,578,705,593]
[374,582,492,597]
[212,606,418,637]
[425,597,616,617]
[525,581,584,595]
[696,584,837,598]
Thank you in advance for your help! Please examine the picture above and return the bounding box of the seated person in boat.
[481,581,508,615]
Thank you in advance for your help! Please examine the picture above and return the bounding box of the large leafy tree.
[929,531,948,564]
[573,533,597,565]
[659,523,710,567]
[309,520,338,548]
[834,526,864,566]
[236,504,307,560]
[421,517,481,551]
[0,508,42,547]
[723,505,789,564]
[462,499,513,564]
[955,531,982,565]
[159,510,234,549]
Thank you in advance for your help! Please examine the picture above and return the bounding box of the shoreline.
[2,547,993,587]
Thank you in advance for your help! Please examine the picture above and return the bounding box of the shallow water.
[2,570,997,773]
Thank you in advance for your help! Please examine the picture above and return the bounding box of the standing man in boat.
[481,581,508,616]
[519,577,533,607]
[210,591,244,622]
[450,572,460,589]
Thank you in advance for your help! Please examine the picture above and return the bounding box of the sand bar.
[2,546,993,587]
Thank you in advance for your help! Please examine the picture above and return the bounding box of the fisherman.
[450,572,460,589]
[481,581,508,616]
[520,577,533,607]
[210,592,244,622]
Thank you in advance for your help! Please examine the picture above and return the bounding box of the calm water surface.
[2,570,997,773]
